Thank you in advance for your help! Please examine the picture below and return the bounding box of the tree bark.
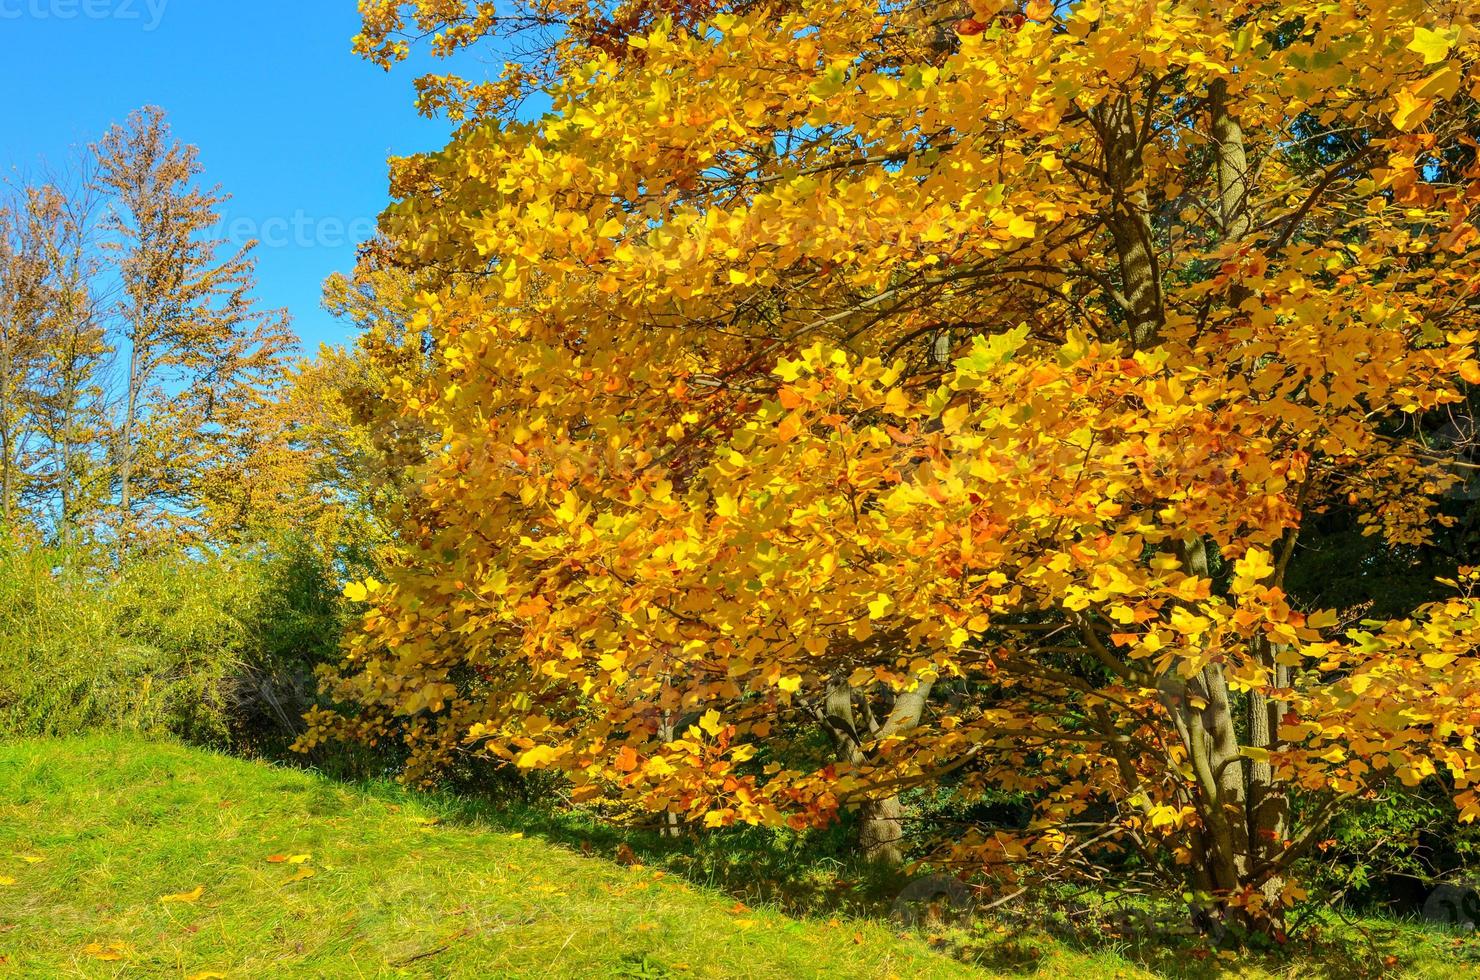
[1093,91,1165,349]
[821,673,936,865]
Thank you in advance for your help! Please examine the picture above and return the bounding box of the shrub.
[0,538,350,751]
[0,545,242,743]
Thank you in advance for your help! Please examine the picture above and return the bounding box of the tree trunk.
[859,795,906,866]
[117,333,142,542]
[1093,91,1164,349]
[821,673,936,865]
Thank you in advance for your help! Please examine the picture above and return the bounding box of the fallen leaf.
[187,973,228,980]
[0,877,14,887]
[284,867,316,884]
[265,855,289,864]
[286,854,312,865]
[16,855,43,864]
[852,932,865,945]
[161,886,206,904]
[83,942,132,961]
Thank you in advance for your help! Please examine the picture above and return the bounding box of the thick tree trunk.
[821,673,935,865]
[859,795,906,866]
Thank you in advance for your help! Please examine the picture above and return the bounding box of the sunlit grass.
[0,736,996,978]
[1,736,1476,978]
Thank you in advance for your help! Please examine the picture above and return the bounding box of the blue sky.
[0,0,465,352]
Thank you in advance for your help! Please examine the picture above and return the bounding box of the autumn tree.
[22,172,111,543]
[0,191,49,530]
[311,0,1480,936]
[94,106,295,548]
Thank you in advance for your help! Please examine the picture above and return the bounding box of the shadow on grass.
[281,753,1480,980]
[941,894,1480,979]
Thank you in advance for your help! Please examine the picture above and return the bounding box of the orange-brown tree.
[95,106,296,549]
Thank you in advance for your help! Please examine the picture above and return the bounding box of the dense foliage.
[306,0,1480,938]
[0,540,344,751]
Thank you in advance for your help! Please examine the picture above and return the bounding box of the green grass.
[0,737,1084,978]
[1,737,1477,978]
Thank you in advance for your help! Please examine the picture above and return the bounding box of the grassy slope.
[0,737,1124,979]
[3,738,1476,979]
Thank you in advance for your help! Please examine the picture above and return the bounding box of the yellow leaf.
[286,854,312,865]
[1307,609,1340,630]
[83,943,132,962]
[867,594,895,620]
[187,973,229,980]
[1408,26,1458,66]
[1007,214,1037,239]
[1233,548,1275,593]
[1422,653,1459,670]
[0,876,14,886]
[777,675,802,694]
[344,577,382,603]
[1280,881,1309,907]
[699,709,723,737]
[284,867,316,884]
[517,745,559,769]
[1417,65,1463,101]
[1392,88,1435,132]
[160,885,206,904]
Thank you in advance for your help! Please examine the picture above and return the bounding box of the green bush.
[229,536,350,758]
[0,545,242,743]
[0,539,349,750]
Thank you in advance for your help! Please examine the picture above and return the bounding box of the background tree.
[94,106,294,549]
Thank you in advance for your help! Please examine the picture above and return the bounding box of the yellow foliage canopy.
[308,0,1480,919]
